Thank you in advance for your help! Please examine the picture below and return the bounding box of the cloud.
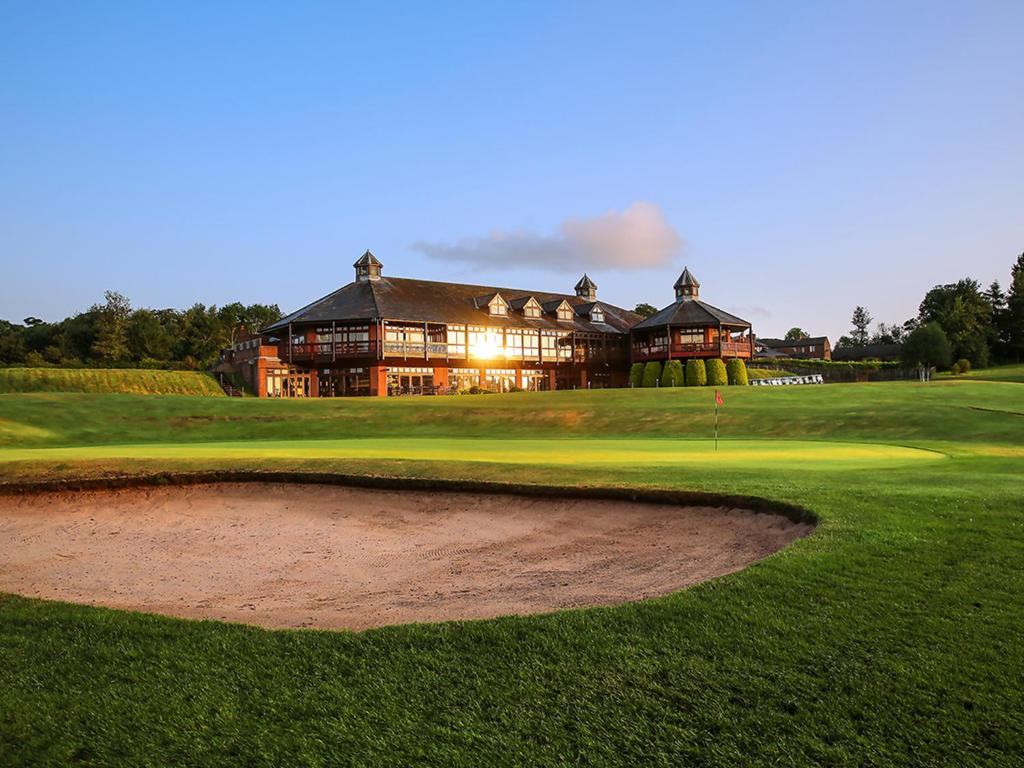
[412,202,683,271]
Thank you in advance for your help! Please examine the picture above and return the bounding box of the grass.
[0,366,226,396]
[945,362,1024,383]
[1,381,1023,766]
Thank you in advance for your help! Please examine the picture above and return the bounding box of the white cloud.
[412,202,683,271]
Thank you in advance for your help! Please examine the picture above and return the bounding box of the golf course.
[1,379,1022,765]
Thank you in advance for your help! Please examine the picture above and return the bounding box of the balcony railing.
[281,338,629,364]
[282,341,371,360]
[632,340,753,361]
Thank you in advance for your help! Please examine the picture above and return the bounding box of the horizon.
[2,2,1022,341]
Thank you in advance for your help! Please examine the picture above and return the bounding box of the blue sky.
[2,1,1022,340]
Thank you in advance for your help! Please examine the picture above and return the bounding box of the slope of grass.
[947,362,1024,383]
[0,367,226,396]
[0,379,1021,449]
[0,382,1022,766]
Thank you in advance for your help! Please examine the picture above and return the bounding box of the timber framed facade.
[219,253,754,397]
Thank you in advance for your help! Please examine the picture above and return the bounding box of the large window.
[506,330,523,357]
[446,324,467,357]
[485,369,517,393]
[450,367,480,392]
[468,326,504,359]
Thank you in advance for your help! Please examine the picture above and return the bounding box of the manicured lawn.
[1,381,1022,766]
[0,366,225,396]
[946,362,1024,383]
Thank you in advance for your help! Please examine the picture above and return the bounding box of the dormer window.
[557,305,573,322]
[487,294,509,316]
[517,296,543,319]
[591,306,604,323]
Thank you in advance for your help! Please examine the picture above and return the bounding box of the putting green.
[0,438,944,470]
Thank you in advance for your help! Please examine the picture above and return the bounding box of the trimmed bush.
[641,361,663,388]
[684,359,707,387]
[956,358,971,374]
[950,361,961,375]
[727,358,749,385]
[706,358,728,387]
[660,360,684,387]
[628,362,645,388]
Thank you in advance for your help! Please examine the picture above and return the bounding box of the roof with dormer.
[263,276,643,335]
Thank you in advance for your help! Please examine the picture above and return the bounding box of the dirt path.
[0,483,812,630]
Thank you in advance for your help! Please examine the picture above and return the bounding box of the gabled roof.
[353,250,382,267]
[674,267,700,289]
[632,298,750,330]
[263,276,643,334]
[507,295,542,311]
[758,336,830,347]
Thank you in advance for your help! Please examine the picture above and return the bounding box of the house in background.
[755,336,832,360]
[831,343,902,362]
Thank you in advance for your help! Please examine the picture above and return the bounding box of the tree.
[918,279,992,367]
[633,303,657,319]
[986,281,1008,358]
[660,360,684,387]
[726,358,748,385]
[784,327,809,341]
[684,359,707,387]
[628,362,645,388]
[902,322,951,375]
[90,291,132,362]
[1005,252,1024,362]
[706,358,728,386]
[217,302,283,346]
[870,322,907,345]
[127,309,175,361]
[850,306,873,346]
[641,361,662,387]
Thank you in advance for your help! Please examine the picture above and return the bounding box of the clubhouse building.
[220,252,754,397]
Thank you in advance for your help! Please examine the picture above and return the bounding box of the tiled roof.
[264,276,643,334]
[632,298,751,330]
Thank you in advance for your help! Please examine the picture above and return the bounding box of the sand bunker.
[0,482,812,630]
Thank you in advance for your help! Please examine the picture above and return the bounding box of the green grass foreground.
[0,382,1022,766]
[0,366,226,396]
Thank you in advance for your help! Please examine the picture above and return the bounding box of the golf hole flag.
[714,389,723,450]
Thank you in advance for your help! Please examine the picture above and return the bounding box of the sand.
[0,482,812,630]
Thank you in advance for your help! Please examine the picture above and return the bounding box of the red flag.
[715,389,723,407]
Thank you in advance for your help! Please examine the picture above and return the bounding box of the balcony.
[632,340,753,362]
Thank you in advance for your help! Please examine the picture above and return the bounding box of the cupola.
[354,250,383,282]
[673,267,700,301]
[575,274,598,301]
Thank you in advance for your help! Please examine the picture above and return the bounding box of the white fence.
[750,374,825,387]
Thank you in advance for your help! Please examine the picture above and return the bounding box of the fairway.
[1,381,1022,766]
[0,436,945,470]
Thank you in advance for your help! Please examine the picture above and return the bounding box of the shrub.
[726,358,749,385]
[956,358,971,374]
[950,361,961,375]
[684,359,707,387]
[706,358,728,386]
[641,361,663,388]
[629,362,645,388]
[660,360,684,387]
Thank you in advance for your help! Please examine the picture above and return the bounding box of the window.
[590,307,604,323]
[468,326,504,358]
[505,330,523,357]
[488,296,508,316]
[447,324,466,357]
[557,304,573,322]
[524,305,541,318]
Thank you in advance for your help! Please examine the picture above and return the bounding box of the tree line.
[819,252,1024,368]
[0,292,281,369]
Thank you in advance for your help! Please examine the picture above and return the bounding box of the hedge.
[660,360,685,388]
[629,362,645,387]
[641,361,663,388]
[706,358,728,387]
[684,359,707,387]
[727,358,749,385]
